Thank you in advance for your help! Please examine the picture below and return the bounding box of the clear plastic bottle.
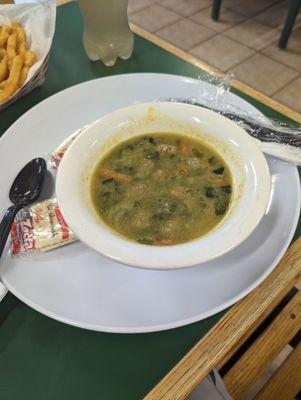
[77,0,134,67]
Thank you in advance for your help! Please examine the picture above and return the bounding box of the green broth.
[90,133,232,245]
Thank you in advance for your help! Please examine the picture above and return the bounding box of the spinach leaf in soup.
[90,133,232,245]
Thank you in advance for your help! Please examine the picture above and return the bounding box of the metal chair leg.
[279,0,301,49]
[212,0,223,21]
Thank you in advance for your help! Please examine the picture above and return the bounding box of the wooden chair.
[144,237,301,399]
[279,0,301,49]
[211,0,301,50]
[211,0,223,21]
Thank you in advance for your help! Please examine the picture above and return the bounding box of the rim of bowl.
[56,102,271,269]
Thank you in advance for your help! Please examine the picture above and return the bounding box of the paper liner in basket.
[0,0,56,111]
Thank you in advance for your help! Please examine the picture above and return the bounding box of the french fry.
[0,48,6,59]
[7,31,17,62]
[0,22,37,103]
[24,50,36,67]
[12,21,27,54]
[0,33,9,47]
[11,20,21,30]
[7,54,23,86]
[0,79,7,89]
[1,26,12,35]
[18,66,29,87]
[0,82,17,103]
[18,40,26,55]
[0,55,9,82]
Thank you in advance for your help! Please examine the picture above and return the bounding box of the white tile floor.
[129,0,301,114]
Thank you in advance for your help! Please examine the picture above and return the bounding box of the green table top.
[0,3,300,399]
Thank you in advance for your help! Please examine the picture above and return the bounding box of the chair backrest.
[222,287,301,399]
[144,238,301,400]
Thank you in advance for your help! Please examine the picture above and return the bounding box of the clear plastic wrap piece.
[166,73,301,165]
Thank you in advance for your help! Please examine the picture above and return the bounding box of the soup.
[90,133,232,245]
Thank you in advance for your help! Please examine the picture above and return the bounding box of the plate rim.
[0,72,265,146]
[2,185,300,334]
[0,73,300,332]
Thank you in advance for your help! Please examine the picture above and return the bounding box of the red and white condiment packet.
[11,198,76,256]
[10,127,92,256]
[49,131,79,168]
[49,125,90,168]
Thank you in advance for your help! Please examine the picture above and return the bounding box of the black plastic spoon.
[0,158,47,258]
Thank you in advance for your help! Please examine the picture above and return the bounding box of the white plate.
[0,73,300,333]
[0,282,7,302]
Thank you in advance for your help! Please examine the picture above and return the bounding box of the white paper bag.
[0,0,56,111]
